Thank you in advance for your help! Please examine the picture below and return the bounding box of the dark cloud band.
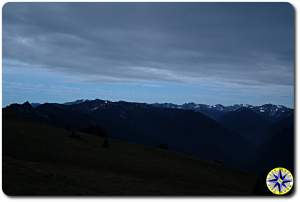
[3,2,294,86]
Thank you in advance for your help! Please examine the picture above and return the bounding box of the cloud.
[3,2,294,87]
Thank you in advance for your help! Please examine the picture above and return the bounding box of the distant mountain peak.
[19,101,33,110]
[63,99,89,105]
[23,101,31,106]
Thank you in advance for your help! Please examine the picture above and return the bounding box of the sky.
[2,2,295,107]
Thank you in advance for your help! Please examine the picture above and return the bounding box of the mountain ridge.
[4,99,293,120]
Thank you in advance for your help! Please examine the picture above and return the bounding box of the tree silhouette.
[102,137,109,148]
[158,144,168,150]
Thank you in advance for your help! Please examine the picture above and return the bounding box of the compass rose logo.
[266,167,293,195]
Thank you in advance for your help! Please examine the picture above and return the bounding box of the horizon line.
[3,98,294,109]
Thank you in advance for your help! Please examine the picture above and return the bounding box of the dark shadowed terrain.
[3,119,257,195]
[2,99,294,195]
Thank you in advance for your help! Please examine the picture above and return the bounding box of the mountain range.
[28,99,293,122]
[3,99,294,173]
[152,102,292,122]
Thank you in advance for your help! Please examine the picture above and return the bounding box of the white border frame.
[0,0,298,201]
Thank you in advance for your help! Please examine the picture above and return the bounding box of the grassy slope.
[3,119,257,195]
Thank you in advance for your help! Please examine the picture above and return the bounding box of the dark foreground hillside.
[3,119,257,195]
[2,101,253,170]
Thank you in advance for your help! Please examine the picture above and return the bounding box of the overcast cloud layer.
[2,3,295,106]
